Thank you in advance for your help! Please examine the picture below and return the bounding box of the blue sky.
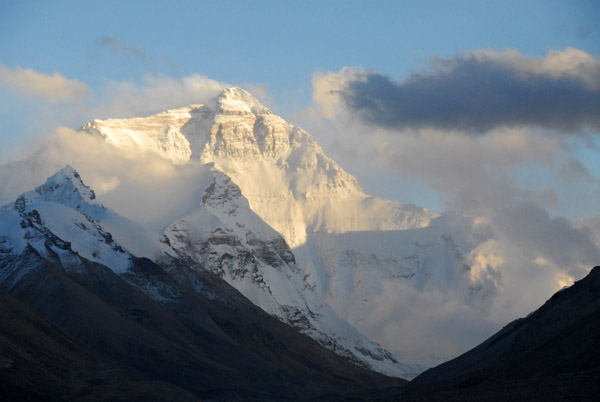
[1,0,599,216]
[2,1,598,93]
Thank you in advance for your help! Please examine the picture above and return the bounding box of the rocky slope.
[413,265,600,386]
[0,167,406,400]
[376,266,600,401]
[162,168,415,377]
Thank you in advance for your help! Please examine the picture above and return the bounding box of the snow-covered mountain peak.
[79,87,339,167]
[0,167,135,273]
[78,88,437,246]
[13,165,105,220]
[44,164,95,198]
[212,86,271,116]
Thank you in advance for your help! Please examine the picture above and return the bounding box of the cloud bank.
[96,74,228,118]
[0,64,89,103]
[314,48,600,134]
[307,49,600,362]
[0,127,209,231]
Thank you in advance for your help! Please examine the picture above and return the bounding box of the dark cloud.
[92,36,179,76]
[93,36,150,60]
[339,55,600,134]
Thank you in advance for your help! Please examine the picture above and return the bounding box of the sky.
[1,0,600,365]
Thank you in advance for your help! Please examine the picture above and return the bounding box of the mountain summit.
[213,86,271,115]
[80,87,437,247]
[74,88,445,377]
[13,164,104,220]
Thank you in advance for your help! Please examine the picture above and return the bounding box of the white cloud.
[469,47,600,90]
[0,127,209,230]
[311,66,364,120]
[361,281,500,366]
[96,74,229,118]
[0,70,232,164]
[0,64,88,103]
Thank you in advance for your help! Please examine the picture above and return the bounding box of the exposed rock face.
[164,168,416,378]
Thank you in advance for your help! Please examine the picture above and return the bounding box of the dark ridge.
[376,266,600,402]
[0,248,405,401]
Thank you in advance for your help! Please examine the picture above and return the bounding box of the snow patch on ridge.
[14,165,105,220]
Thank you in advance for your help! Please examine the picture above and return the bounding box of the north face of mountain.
[80,89,432,377]
[80,87,437,248]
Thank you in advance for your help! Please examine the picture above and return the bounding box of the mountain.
[75,87,455,377]
[1,165,171,273]
[162,166,419,377]
[0,87,505,377]
[379,266,600,401]
[82,87,437,247]
[72,87,498,375]
[0,166,405,400]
